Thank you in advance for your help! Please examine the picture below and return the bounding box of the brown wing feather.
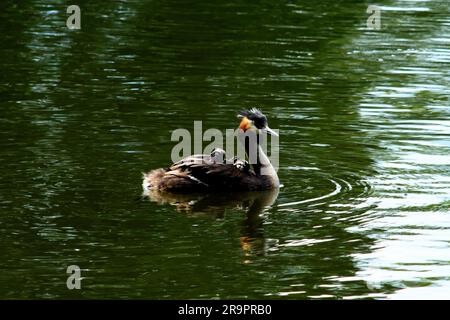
[144,156,274,193]
[169,161,271,191]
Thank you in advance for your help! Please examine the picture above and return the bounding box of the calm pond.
[0,0,449,299]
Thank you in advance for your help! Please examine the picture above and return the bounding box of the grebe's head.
[238,108,278,137]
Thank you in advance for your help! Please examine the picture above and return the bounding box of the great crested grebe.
[142,108,280,192]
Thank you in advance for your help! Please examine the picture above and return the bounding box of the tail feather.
[142,168,166,192]
[142,167,207,193]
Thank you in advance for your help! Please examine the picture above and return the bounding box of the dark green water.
[1,0,449,299]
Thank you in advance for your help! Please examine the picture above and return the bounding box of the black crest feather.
[237,108,268,129]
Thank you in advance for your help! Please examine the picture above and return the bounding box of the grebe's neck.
[241,133,280,187]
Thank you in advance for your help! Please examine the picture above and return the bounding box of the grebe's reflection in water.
[145,188,279,257]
